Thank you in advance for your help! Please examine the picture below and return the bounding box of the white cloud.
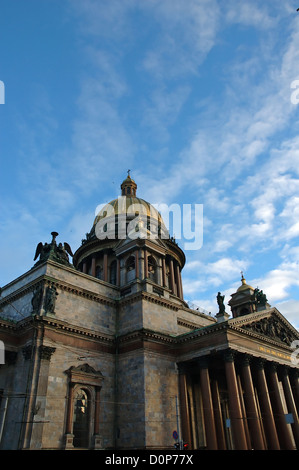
[276,299,299,329]
[225,1,277,29]
[141,0,219,79]
[2,0,299,325]
[252,262,299,303]
[183,256,250,295]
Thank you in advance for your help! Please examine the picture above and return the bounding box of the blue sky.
[1,0,299,328]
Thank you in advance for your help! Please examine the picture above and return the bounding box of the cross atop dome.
[121,170,137,196]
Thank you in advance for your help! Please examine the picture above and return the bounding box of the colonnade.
[179,351,299,450]
[79,249,184,300]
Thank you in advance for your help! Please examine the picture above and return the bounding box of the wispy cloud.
[1,0,299,329]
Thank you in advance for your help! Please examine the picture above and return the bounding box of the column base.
[92,434,103,449]
[64,433,74,449]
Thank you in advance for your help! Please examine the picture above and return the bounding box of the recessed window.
[126,256,136,282]
[110,260,117,285]
[148,256,157,283]
[95,265,102,280]
[73,388,90,448]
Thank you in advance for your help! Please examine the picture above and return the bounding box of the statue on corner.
[33,232,74,268]
[217,292,225,314]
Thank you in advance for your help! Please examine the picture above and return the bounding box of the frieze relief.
[240,316,296,346]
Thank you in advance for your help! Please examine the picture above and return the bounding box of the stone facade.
[0,175,299,450]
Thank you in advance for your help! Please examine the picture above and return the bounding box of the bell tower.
[228,273,270,318]
[121,170,137,196]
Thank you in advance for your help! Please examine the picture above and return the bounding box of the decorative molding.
[0,278,44,310]
[117,328,176,345]
[119,290,179,311]
[0,270,117,315]
[44,276,116,307]
[177,318,201,330]
[66,363,104,387]
[39,345,56,360]
[41,316,115,345]
[240,316,297,346]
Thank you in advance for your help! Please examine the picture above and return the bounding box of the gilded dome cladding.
[93,196,163,226]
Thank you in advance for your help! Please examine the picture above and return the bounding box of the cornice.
[73,238,116,266]
[48,276,117,307]
[0,314,115,345]
[117,328,176,346]
[0,276,44,308]
[40,316,114,344]
[118,289,180,311]
[176,322,228,343]
[0,267,117,310]
[227,322,296,352]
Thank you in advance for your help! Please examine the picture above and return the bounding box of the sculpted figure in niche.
[31,286,43,314]
[44,285,58,314]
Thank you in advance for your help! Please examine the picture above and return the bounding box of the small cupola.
[228,272,270,318]
[121,170,137,196]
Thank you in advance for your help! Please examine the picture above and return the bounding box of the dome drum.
[72,175,185,301]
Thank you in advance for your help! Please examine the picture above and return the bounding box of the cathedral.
[0,174,299,450]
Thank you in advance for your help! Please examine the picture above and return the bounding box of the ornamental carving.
[241,316,295,346]
[33,231,74,267]
[69,363,103,375]
[66,363,104,387]
[44,285,58,314]
[39,345,56,360]
[31,285,43,314]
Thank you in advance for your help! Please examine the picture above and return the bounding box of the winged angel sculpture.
[34,231,74,267]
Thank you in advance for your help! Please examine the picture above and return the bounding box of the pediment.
[66,363,104,386]
[230,308,299,347]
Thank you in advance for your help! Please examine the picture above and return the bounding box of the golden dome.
[93,173,165,230]
[93,196,162,225]
[237,273,254,292]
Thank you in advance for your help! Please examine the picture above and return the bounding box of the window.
[73,388,90,448]
[110,260,117,285]
[95,265,102,280]
[65,364,104,449]
[148,256,157,283]
[126,256,136,283]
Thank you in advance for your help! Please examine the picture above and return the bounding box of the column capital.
[279,365,291,377]
[239,353,252,367]
[267,362,278,374]
[255,358,267,370]
[198,356,210,369]
[39,345,56,361]
[223,349,237,363]
[290,368,299,379]
[177,363,188,375]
